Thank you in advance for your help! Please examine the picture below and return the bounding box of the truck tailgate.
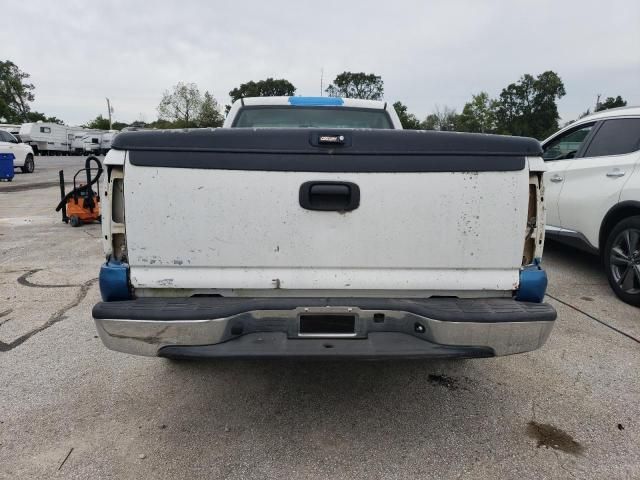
[116,129,541,294]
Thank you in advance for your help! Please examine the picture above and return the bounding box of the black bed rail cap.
[112,128,542,157]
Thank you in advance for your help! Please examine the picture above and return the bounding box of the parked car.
[542,106,640,306]
[92,96,556,360]
[0,130,35,173]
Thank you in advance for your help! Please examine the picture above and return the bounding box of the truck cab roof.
[224,96,403,129]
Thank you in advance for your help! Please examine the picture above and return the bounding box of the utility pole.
[106,97,113,130]
[320,68,324,96]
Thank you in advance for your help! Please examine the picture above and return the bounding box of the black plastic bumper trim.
[158,332,495,360]
[93,297,557,323]
[128,150,525,173]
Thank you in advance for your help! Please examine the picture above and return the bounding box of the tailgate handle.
[299,181,360,211]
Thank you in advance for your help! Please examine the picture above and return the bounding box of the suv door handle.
[549,174,563,183]
[606,169,625,178]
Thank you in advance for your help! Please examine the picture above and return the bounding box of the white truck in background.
[93,96,555,360]
[0,124,21,135]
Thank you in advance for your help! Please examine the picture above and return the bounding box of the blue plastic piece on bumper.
[288,96,344,106]
[99,259,131,301]
[516,262,548,303]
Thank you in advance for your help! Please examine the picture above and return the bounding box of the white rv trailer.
[78,130,119,155]
[100,131,118,155]
[19,123,73,155]
[82,133,103,155]
[70,129,88,154]
[68,128,102,154]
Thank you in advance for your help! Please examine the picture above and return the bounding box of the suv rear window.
[233,107,393,129]
[584,118,640,157]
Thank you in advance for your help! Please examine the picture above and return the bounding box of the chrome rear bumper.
[92,297,556,358]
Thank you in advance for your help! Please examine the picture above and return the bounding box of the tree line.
[397,74,626,139]
[0,59,629,139]
[0,61,64,124]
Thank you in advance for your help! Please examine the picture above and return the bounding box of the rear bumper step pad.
[93,297,556,323]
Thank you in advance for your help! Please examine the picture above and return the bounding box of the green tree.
[595,95,627,112]
[422,114,438,131]
[84,114,110,130]
[226,78,296,114]
[197,91,224,127]
[421,106,458,131]
[147,119,177,129]
[25,111,64,124]
[456,92,497,133]
[325,72,384,100]
[84,115,128,130]
[229,78,296,103]
[0,60,35,122]
[494,71,566,139]
[393,101,422,129]
[158,82,203,128]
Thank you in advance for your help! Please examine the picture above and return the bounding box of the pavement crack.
[546,292,640,345]
[0,278,97,352]
[0,309,12,319]
[57,447,74,471]
[17,269,82,289]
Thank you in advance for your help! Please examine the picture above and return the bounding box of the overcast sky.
[4,0,639,126]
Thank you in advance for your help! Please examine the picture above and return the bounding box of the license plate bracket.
[298,314,357,337]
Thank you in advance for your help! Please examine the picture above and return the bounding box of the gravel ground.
[0,157,638,479]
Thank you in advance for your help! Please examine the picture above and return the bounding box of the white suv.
[542,106,640,306]
[0,130,35,173]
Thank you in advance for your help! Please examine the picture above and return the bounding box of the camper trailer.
[100,131,118,155]
[19,123,72,155]
[70,130,87,154]
[69,128,100,154]
[82,133,103,155]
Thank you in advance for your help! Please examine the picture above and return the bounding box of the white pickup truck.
[92,96,556,359]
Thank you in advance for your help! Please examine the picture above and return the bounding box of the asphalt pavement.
[0,157,638,479]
